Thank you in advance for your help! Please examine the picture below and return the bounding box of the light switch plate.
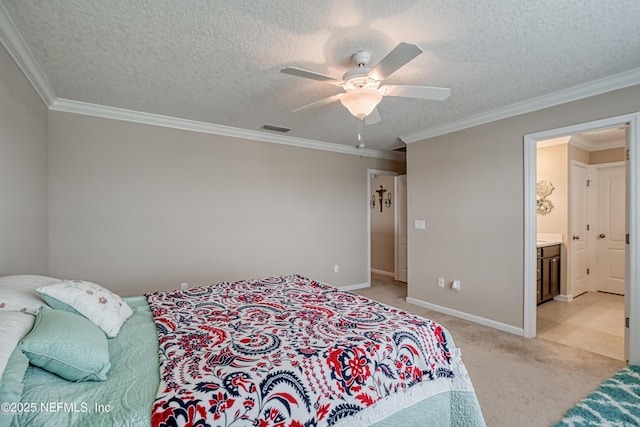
[414,220,426,230]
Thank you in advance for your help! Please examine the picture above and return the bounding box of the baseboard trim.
[554,294,574,302]
[339,282,370,291]
[406,297,525,337]
[371,269,394,277]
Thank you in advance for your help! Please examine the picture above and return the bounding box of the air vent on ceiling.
[262,124,291,133]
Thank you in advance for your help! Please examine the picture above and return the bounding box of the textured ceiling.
[2,0,640,153]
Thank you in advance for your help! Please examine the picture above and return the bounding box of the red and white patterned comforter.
[145,275,455,427]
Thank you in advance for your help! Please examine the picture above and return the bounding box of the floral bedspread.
[145,275,455,427]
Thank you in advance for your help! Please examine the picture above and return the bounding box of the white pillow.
[0,275,60,314]
[37,280,133,338]
[0,311,35,379]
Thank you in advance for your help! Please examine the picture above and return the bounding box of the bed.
[1,274,485,426]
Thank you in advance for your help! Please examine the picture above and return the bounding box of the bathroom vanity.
[536,234,562,305]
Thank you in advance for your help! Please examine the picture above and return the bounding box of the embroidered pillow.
[0,275,60,314]
[37,280,133,338]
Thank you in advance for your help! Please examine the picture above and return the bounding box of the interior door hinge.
[586,268,590,275]
[627,149,630,161]
[587,224,590,231]
[586,179,591,187]
[626,317,630,328]
[627,233,630,245]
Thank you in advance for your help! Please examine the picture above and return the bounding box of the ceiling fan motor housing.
[352,50,371,67]
[342,50,381,91]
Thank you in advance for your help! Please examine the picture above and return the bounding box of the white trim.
[0,2,55,106]
[523,113,640,365]
[553,294,573,302]
[339,282,370,291]
[570,134,625,151]
[371,269,394,277]
[402,67,640,144]
[538,135,626,152]
[523,133,538,338]
[406,297,525,336]
[50,98,405,161]
[627,114,640,364]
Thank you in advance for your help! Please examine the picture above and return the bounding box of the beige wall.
[407,85,640,329]
[568,143,590,165]
[0,44,49,275]
[590,147,625,164]
[537,143,569,294]
[47,111,405,296]
[370,175,395,274]
[537,143,568,236]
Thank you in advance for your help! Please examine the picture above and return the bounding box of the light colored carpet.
[354,276,626,427]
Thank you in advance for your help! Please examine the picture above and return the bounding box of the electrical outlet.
[452,280,461,291]
[438,277,445,288]
[180,282,188,290]
[334,265,339,273]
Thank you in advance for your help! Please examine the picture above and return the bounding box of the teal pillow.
[0,348,30,426]
[19,307,111,382]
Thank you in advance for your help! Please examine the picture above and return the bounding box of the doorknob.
[572,235,580,240]
[599,233,606,239]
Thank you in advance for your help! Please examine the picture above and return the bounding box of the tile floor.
[363,274,626,361]
[537,292,625,360]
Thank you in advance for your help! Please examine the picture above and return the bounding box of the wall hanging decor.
[536,179,555,215]
[371,185,392,213]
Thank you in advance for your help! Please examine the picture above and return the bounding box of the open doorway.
[535,127,626,360]
[523,112,640,365]
[367,170,406,287]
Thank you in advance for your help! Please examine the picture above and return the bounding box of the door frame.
[394,174,408,282]
[367,169,402,286]
[523,112,640,365]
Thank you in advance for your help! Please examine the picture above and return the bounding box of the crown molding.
[402,67,640,144]
[536,133,625,152]
[536,136,571,149]
[0,5,402,161]
[569,134,625,151]
[0,2,55,106]
[51,98,405,161]
[2,0,633,160]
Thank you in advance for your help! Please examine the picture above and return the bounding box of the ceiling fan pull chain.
[357,118,365,148]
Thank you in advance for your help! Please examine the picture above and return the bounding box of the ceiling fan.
[281,42,451,124]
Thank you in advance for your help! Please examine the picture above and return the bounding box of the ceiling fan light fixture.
[340,87,383,119]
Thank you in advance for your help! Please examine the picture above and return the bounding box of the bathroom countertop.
[536,233,563,248]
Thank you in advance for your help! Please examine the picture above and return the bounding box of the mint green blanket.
[12,297,159,427]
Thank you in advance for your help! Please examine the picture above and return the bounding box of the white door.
[570,162,589,297]
[394,175,408,282]
[595,164,626,295]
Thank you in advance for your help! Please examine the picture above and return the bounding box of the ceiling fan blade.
[281,66,341,83]
[381,85,451,101]
[365,108,381,125]
[292,93,343,113]
[368,42,423,82]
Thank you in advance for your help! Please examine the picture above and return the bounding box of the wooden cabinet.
[537,244,560,305]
